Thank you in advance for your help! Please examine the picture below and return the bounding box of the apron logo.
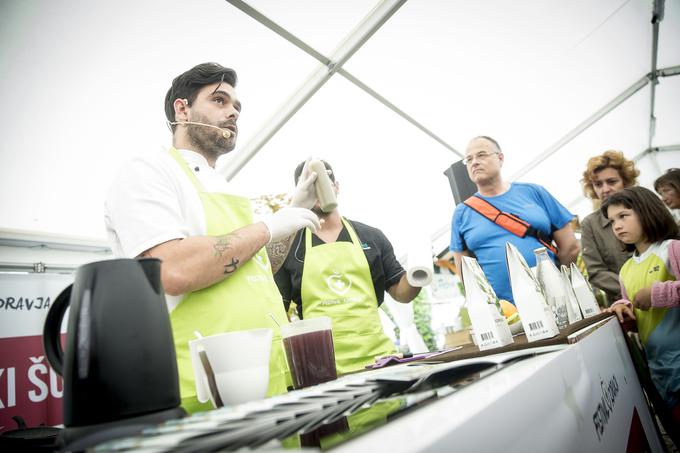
[326,272,352,296]
[253,254,269,271]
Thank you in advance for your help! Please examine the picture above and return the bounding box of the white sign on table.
[505,242,559,341]
[561,265,584,323]
[570,262,601,318]
[461,256,513,351]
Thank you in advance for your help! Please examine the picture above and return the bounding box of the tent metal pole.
[654,144,680,152]
[339,72,463,157]
[510,63,679,183]
[632,144,678,179]
[648,0,664,149]
[225,0,461,158]
[221,0,461,182]
[224,0,330,65]
[219,0,407,180]
[0,262,76,274]
[633,144,680,162]
[0,228,111,253]
[658,65,680,77]
[510,74,651,181]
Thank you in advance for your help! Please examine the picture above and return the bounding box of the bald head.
[468,135,501,153]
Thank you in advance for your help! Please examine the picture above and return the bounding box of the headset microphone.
[168,121,232,139]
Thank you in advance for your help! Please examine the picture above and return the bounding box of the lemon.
[506,312,521,325]
[499,299,518,318]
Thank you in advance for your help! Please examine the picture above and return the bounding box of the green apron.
[300,218,396,375]
[168,148,290,413]
[619,250,672,345]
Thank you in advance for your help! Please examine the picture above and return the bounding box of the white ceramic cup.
[189,328,273,407]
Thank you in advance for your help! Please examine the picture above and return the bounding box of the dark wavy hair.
[601,186,678,251]
[164,62,237,132]
[581,150,639,201]
[653,168,680,194]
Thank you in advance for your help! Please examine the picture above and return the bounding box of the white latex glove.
[261,207,320,243]
[290,159,318,209]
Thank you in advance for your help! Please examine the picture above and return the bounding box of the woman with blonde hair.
[580,150,639,305]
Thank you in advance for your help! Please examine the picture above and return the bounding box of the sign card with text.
[461,256,513,351]
[560,265,583,324]
[505,243,559,342]
[570,262,601,318]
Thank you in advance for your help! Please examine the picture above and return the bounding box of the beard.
[186,112,236,160]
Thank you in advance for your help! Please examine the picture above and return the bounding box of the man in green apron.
[273,160,427,375]
[105,63,321,413]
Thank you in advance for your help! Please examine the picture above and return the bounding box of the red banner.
[0,272,72,433]
[0,335,65,433]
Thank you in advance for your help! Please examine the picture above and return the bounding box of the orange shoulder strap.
[463,196,558,255]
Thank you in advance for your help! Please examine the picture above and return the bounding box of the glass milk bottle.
[534,247,569,329]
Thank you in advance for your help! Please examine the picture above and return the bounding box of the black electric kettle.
[43,258,184,450]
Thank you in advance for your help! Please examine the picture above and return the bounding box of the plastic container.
[309,160,338,213]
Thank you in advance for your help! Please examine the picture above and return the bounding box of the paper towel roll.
[406,236,434,287]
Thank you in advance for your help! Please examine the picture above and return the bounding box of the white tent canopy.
[1,0,679,261]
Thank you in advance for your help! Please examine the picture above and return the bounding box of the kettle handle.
[42,284,72,377]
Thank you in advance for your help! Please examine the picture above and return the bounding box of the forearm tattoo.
[266,235,294,274]
[214,234,240,274]
[213,234,236,257]
[224,257,239,274]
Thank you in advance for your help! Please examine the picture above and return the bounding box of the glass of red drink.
[280,316,337,389]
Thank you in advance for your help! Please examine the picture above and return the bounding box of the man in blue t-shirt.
[450,136,579,303]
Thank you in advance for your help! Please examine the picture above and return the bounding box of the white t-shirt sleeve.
[105,155,192,258]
